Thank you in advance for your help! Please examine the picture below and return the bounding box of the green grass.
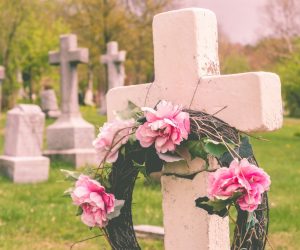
[0,106,299,249]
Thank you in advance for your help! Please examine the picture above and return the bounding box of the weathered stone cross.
[107,8,283,250]
[46,34,96,167]
[101,41,126,89]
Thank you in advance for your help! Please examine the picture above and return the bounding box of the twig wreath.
[62,100,270,250]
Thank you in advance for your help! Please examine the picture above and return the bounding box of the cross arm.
[67,48,89,64]
[192,72,283,132]
[49,51,60,65]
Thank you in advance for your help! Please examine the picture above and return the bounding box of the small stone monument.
[107,8,283,250]
[0,105,49,183]
[41,87,61,118]
[84,77,95,106]
[45,34,97,168]
[0,66,4,83]
[100,41,126,114]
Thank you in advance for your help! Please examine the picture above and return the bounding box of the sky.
[179,0,269,44]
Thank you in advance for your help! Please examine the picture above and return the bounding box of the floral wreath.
[63,100,270,250]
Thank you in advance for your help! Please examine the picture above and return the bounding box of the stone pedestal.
[0,104,49,183]
[45,115,97,167]
[0,156,49,183]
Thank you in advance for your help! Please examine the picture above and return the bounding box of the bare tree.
[263,0,300,53]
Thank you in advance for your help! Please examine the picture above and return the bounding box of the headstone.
[0,66,4,83]
[40,88,61,118]
[0,105,49,183]
[100,41,126,114]
[134,225,164,240]
[45,34,97,168]
[106,8,283,250]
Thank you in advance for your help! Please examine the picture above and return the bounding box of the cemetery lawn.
[0,106,299,250]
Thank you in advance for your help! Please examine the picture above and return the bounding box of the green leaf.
[195,196,228,217]
[133,161,149,180]
[60,169,81,181]
[76,206,83,216]
[184,141,208,160]
[107,200,125,220]
[204,141,227,158]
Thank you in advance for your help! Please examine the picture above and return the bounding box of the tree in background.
[0,0,68,108]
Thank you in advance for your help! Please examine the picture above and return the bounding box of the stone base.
[0,155,49,183]
[134,225,164,240]
[47,110,61,118]
[44,148,98,168]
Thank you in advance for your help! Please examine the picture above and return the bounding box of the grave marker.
[100,41,126,113]
[0,105,49,183]
[107,8,283,250]
[41,88,61,118]
[45,34,97,167]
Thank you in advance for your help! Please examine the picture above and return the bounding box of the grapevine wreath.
[63,100,270,250]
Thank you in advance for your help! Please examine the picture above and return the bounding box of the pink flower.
[208,158,271,212]
[136,100,190,153]
[93,119,135,163]
[71,175,115,227]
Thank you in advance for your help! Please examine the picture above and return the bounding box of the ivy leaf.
[184,141,208,160]
[133,161,149,181]
[195,196,228,217]
[107,200,125,220]
[204,141,227,158]
[60,169,81,181]
[76,206,83,216]
[237,136,253,158]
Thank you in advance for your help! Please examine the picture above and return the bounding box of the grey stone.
[0,104,49,183]
[100,41,126,114]
[41,89,61,118]
[134,225,164,240]
[45,34,97,168]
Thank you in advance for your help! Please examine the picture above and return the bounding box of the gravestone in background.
[41,88,61,118]
[0,105,49,183]
[45,34,97,168]
[100,41,126,114]
[84,77,95,106]
[107,8,283,250]
[0,66,4,83]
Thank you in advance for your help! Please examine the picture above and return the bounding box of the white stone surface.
[46,34,96,168]
[0,104,49,183]
[41,89,61,118]
[106,8,283,250]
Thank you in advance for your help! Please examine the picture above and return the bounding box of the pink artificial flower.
[71,175,115,227]
[136,100,190,154]
[208,158,271,212]
[93,119,135,163]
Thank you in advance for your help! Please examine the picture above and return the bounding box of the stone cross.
[101,41,126,89]
[49,34,88,117]
[46,34,97,168]
[107,8,283,250]
[100,41,126,114]
[0,105,49,183]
